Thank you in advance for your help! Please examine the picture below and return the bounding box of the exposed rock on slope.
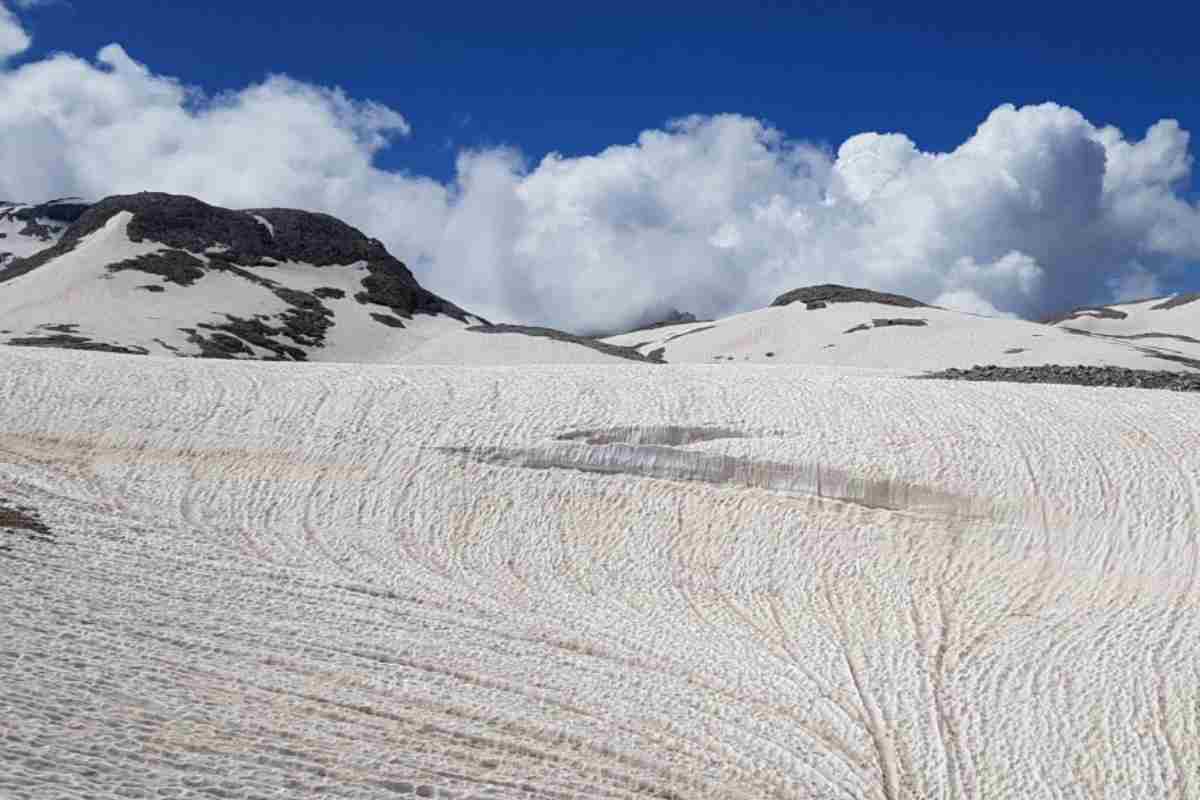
[771,283,927,310]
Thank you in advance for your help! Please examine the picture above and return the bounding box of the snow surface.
[2,346,1198,799]
[251,214,275,238]
[604,301,1200,372]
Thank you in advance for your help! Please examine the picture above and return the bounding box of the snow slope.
[2,346,1198,799]
[605,286,1200,373]
[1048,294,1200,370]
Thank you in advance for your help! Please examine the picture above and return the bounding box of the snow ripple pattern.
[1,351,1199,800]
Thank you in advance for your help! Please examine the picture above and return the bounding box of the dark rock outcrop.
[844,318,928,334]
[772,284,927,309]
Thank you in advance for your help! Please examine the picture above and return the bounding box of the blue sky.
[22,0,1199,186]
[4,0,1198,325]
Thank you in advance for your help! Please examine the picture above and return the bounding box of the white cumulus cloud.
[0,12,1197,331]
[0,1,30,62]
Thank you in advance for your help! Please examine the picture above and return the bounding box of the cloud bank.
[1,3,1197,330]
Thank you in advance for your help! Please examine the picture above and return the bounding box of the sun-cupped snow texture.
[0,193,492,361]
[0,198,89,267]
[1046,294,1200,370]
[603,286,1200,372]
[2,346,1199,799]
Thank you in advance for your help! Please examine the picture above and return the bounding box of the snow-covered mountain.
[0,193,496,361]
[3,194,1198,373]
[604,284,1200,372]
[0,193,666,365]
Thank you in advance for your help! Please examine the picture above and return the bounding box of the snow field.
[1,347,1199,799]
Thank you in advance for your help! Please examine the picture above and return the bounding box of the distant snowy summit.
[602,283,1200,373]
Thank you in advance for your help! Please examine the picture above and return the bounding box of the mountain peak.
[0,192,483,361]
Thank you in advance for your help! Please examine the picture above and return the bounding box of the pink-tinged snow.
[604,302,1200,372]
[1050,295,1200,362]
[2,346,1198,799]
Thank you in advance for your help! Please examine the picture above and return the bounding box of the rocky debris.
[467,324,665,363]
[844,323,871,334]
[772,284,927,309]
[804,301,827,310]
[918,364,1200,391]
[312,287,346,300]
[1003,348,1027,354]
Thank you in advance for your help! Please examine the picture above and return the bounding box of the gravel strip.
[917,364,1200,391]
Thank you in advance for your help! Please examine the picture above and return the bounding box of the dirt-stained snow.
[2,346,1198,799]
